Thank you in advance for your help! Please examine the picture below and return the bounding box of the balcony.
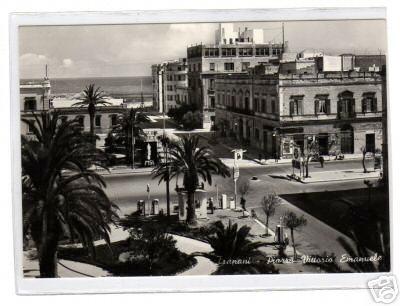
[337,111,356,119]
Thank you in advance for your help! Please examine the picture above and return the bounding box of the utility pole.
[282,23,285,53]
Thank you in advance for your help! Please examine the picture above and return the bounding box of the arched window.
[231,89,236,108]
[337,91,355,119]
[238,90,243,109]
[244,90,250,111]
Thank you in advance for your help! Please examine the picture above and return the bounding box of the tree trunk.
[88,103,96,146]
[89,113,95,136]
[305,157,310,178]
[186,192,197,225]
[290,228,297,260]
[38,233,59,278]
[266,215,269,236]
[362,153,367,173]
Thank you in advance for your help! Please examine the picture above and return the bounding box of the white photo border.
[10,7,393,295]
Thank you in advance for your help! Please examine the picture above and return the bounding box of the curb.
[96,168,154,176]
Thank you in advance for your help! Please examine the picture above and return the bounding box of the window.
[210,97,215,108]
[110,115,117,126]
[224,62,234,71]
[209,63,215,71]
[26,120,35,134]
[314,95,331,115]
[289,96,303,116]
[205,48,219,57]
[261,97,267,113]
[271,98,276,114]
[255,128,260,140]
[254,97,259,112]
[338,91,355,119]
[231,93,236,108]
[362,93,377,113]
[76,116,85,128]
[95,115,101,127]
[272,48,282,56]
[209,79,215,90]
[197,63,201,71]
[241,62,250,72]
[167,85,173,91]
[239,48,253,57]
[24,97,37,111]
[255,47,270,56]
[221,48,236,57]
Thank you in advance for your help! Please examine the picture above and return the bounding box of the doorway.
[366,133,376,153]
[318,134,329,155]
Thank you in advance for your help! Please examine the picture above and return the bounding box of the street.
[103,157,378,261]
[104,158,375,215]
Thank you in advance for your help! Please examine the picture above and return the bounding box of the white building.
[151,58,188,114]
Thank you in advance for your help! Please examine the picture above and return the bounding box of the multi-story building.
[20,78,169,163]
[20,78,52,135]
[187,23,286,129]
[151,58,188,113]
[215,68,384,159]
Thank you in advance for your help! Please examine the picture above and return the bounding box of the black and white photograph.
[14,9,392,290]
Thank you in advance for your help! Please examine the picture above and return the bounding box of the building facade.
[20,79,52,135]
[215,70,384,159]
[151,58,188,114]
[187,23,286,129]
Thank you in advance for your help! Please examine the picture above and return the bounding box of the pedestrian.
[319,155,325,168]
[240,196,246,211]
[209,197,214,214]
[275,152,279,163]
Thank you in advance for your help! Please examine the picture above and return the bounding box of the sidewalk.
[172,234,217,276]
[288,168,380,184]
[23,252,110,278]
[95,165,154,176]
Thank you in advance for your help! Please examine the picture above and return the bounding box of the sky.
[19,20,387,79]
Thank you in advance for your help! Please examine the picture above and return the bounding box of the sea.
[20,76,153,102]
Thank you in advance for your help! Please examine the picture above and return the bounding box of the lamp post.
[161,134,171,217]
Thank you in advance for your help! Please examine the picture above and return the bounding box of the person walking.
[274,152,279,163]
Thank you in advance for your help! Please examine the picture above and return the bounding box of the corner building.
[215,70,383,159]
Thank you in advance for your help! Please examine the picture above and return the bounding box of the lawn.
[280,186,390,253]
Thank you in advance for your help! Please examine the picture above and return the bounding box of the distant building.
[20,78,51,135]
[51,97,125,136]
[151,58,188,114]
[20,79,125,138]
[187,23,287,129]
[214,67,384,159]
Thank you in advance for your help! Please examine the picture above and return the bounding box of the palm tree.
[73,84,111,137]
[152,135,230,224]
[112,108,150,168]
[22,111,118,277]
[283,211,307,260]
[197,220,278,274]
